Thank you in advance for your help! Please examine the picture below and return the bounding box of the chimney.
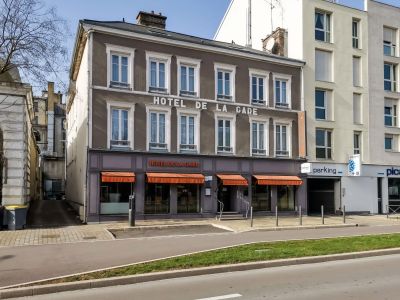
[136,11,167,29]
[262,27,288,57]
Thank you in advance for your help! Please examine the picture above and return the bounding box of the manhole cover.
[41,234,60,239]
[82,236,97,240]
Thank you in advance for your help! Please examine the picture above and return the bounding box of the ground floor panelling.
[73,152,400,222]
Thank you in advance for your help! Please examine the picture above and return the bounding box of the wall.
[341,176,377,213]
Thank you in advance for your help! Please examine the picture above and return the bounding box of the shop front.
[86,150,307,222]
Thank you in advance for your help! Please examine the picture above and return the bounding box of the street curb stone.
[1,247,400,299]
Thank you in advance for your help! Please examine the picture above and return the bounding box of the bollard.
[275,206,279,227]
[321,205,324,225]
[250,206,253,228]
[299,205,302,226]
[386,205,389,219]
[343,205,346,224]
[128,194,135,227]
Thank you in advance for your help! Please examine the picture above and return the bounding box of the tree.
[0,0,69,89]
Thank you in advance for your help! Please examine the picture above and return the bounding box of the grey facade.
[67,13,307,222]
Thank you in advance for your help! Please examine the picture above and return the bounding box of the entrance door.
[378,178,383,214]
[308,178,336,214]
[218,186,233,211]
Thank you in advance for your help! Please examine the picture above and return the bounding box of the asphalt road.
[2,224,400,288]
[14,254,400,300]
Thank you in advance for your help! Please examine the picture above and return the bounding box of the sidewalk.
[0,214,399,248]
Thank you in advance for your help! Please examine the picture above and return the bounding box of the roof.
[79,19,305,66]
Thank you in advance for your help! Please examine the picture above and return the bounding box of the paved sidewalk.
[0,215,399,247]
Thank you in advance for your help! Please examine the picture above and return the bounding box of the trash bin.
[0,206,4,230]
[6,205,28,230]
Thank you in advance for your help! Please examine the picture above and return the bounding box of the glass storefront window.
[145,183,170,214]
[100,182,132,214]
[277,186,295,211]
[252,184,271,212]
[388,179,400,211]
[177,185,199,213]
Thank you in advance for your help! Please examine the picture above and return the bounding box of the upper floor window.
[146,52,171,94]
[315,11,331,42]
[316,128,332,159]
[106,45,135,89]
[384,99,398,127]
[352,19,360,49]
[384,27,397,57]
[315,49,332,82]
[178,111,199,153]
[216,116,235,154]
[354,132,361,155]
[384,63,397,92]
[107,101,134,150]
[275,123,290,157]
[251,121,267,156]
[249,69,269,106]
[353,93,362,124]
[215,63,236,102]
[353,56,361,87]
[177,57,200,97]
[147,108,170,152]
[315,89,330,120]
[385,134,397,151]
[273,74,291,109]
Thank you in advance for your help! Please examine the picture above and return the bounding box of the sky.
[40,0,400,92]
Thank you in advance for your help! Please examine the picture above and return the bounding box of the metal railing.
[217,199,224,221]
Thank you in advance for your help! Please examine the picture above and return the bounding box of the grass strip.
[39,233,400,285]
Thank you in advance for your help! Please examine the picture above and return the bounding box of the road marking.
[196,293,242,300]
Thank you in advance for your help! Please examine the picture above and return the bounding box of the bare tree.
[0,0,69,89]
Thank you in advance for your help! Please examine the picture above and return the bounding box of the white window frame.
[384,63,397,92]
[384,99,398,127]
[315,49,333,82]
[146,105,171,152]
[315,88,330,121]
[106,44,135,89]
[215,112,236,154]
[249,116,268,157]
[176,56,201,98]
[176,108,200,153]
[384,26,397,57]
[249,68,269,106]
[273,73,292,109]
[315,10,331,43]
[352,19,360,49]
[214,63,236,102]
[353,56,362,87]
[354,131,361,155]
[385,134,397,152]
[353,93,363,125]
[316,128,333,160]
[146,51,172,94]
[273,119,292,158]
[106,101,135,149]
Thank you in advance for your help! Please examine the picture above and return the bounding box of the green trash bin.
[6,205,28,230]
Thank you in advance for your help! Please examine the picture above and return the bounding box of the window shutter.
[315,50,332,82]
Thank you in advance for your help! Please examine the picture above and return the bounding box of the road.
[14,254,400,300]
[2,224,400,288]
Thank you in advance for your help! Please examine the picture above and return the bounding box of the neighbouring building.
[33,82,66,200]
[67,11,307,222]
[0,68,40,207]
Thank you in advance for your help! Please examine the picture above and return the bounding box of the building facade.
[33,82,66,200]
[67,12,307,222]
[215,0,400,214]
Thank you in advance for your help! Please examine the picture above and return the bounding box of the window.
[275,79,288,108]
[354,132,361,155]
[352,19,360,49]
[275,123,290,157]
[215,63,236,101]
[107,102,134,149]
[100,182,132,214]
[384,63,397,92]
[145,184,170,214]
[251,76,265,104]
[106,45,134,89]
[315,11,331,42]
[385,134,395,151]
[252,183,271,212]
[177,57,200,97]
[146,52,171,94]
[384,27,396,56]
[147,109,170,151]
[353,56,361,87]
[251,121,267,156]
[353,94,362,124]
[277,186,295,211]
[178,112,199,153]
[177,185,199,213]
[316,129,332,159]
[315,89,329,120]
[384,99,397,127]
[315,50,332,82]
[216,117,235,154]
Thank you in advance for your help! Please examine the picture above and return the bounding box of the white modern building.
[216,0,400,214]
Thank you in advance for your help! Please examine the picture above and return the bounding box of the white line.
[196,293,242,300]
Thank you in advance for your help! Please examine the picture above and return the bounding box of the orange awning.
[217,174,248,186]
[146,173,205,184]
[101,172,135,183]
[254,175,303,186]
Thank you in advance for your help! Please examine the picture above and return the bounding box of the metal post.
[321,205,324,225]
[299,205,302,226]
[128,194,135,227]
[275,205,278,227]
[250,206,253,227]
[343,205,346,224]
[386,205,389,219]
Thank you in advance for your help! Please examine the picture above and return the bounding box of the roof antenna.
[122,17,125,22]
